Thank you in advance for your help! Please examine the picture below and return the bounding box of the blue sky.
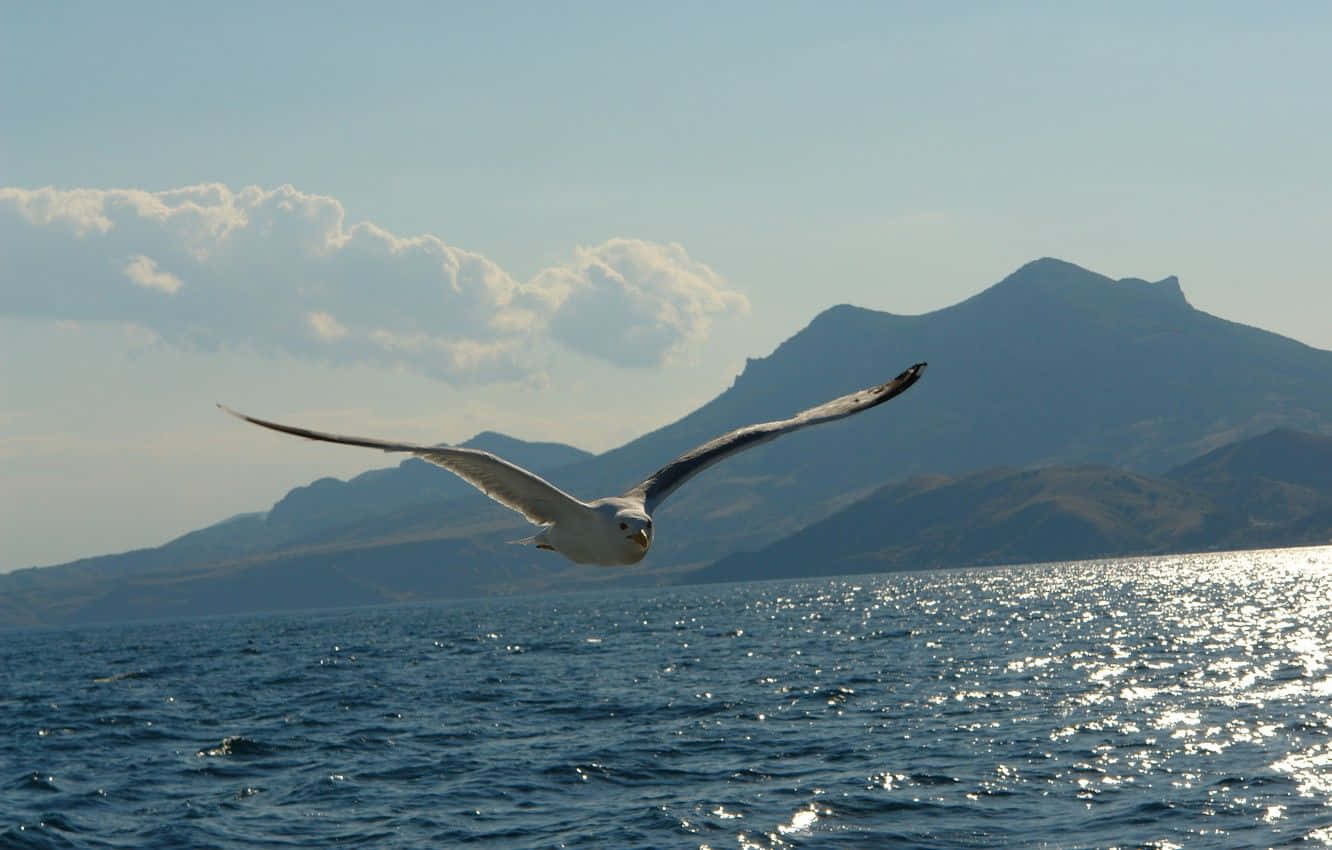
[2,2,1329,570]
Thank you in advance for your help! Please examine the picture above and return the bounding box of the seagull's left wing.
[623,362,926,513]
[218,405,588,524]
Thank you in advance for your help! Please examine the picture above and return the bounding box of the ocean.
[4,547,1332,848]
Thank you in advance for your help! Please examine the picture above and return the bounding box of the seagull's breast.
[545,509,650,567]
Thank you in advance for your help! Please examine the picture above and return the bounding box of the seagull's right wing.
[623,362,926,513]
[218,405,588,524]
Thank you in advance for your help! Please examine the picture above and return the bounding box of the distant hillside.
[693,428,1332,583]
[0,433,592,626]
[6,258,1332,627]
[1165,428,1332,546]
[691,466,1232,582]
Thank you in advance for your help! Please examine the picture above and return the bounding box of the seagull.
[220,362,926,566]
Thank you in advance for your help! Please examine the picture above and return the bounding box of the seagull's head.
[614,511,653,561]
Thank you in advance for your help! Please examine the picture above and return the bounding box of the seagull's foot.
[536,543,555,551]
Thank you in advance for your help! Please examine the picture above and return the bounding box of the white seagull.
[220,362,926,566]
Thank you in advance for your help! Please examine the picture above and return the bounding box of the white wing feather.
[624,362,926,513]
[217,405,588,524]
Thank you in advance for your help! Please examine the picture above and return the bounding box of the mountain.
[569,258,1332,544]
[1165,428,1332,546]
[499,257,1332,569]
[0,434,593,626]
[6,258,1332,626]
[694,428,1332,583]
[691,466,1222,582]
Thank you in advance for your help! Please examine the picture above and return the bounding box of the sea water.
[4,548,1332,848]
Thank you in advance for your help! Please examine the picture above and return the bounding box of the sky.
[2,2,1329,571]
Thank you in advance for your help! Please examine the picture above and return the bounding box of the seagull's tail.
[508,526,553,549]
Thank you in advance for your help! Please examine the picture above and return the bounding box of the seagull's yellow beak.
[632,529,650,548]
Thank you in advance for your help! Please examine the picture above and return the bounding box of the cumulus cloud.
[537,239,750,367]
[306,311,348,341]
[0,184,747,382]
[123,255,183,294]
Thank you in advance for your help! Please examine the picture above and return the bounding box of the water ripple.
[3,546,1332,847]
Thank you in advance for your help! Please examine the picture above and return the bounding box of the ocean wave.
[3,550,1332,847]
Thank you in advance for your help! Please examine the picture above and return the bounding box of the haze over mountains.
[6,258,1332,627]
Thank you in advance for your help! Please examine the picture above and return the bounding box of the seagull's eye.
[619,522,628,530]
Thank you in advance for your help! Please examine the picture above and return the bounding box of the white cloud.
[537,239,751,367]
[123,255,183,294]
[0,183,747,382]
[0,186,115,237]
[306,311,348,341]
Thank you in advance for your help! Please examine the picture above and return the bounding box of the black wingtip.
[897,362,927,383]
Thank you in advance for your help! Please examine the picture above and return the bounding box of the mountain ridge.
[6,257,1332,626]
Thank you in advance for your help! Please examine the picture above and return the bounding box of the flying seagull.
[220,362,926,566]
